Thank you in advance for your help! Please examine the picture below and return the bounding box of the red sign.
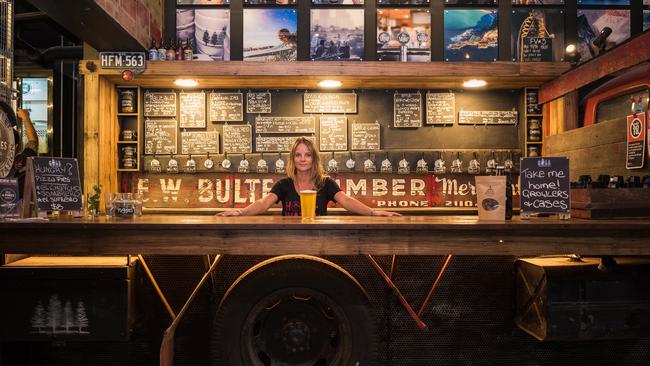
[626,113,646,169]
[132,173,520,210]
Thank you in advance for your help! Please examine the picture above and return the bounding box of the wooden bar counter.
[1,215,649,256]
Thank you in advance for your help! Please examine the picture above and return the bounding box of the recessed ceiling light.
[463,79,487,88]
[174,79,198,87]
[318,80,342,88]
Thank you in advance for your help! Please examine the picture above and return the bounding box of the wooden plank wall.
[545,117,650,179]
[83,72,99,204]
[98,77,117,198]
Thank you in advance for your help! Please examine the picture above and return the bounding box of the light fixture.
[174,79,198,87]
[318,79,342,88]
[463,79,487,88]
[564,44,580,65]
[592,27,612,53]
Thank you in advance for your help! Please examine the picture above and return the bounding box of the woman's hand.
[16,108,29,121]
[216,209,242,217]
[371,210,401,217]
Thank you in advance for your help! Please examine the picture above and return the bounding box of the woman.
[219,137,400,217]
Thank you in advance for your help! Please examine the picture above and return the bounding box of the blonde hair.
[287,136,326,189]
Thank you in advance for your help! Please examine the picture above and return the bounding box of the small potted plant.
[87,185,101,217]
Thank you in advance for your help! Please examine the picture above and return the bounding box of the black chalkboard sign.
[28,157,83,213]
[223,125,252,154]
[458,110,518,125]
[394,93,422,128]
[522,37,553,62]
[303,93,357,114]
[319,116,347,151]
[210,93,243,122]
[0,178,19,217]
[181,131,219,155]
[179,92,206,128]
[247,92,272,114]
[256,116,315,134]
[256,136,297,152]
[144,92,177,117]
[144,119,178,154]
[520,157,570,214]
[426,93,455,125]
[351,123,381,150]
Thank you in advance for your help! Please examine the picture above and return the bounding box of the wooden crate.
[571,188,650,219]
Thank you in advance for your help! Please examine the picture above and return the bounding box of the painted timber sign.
[133,173,520,210]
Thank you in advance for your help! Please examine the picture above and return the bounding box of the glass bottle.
[157,39,167,61]
[166,39,176,61]
[148,39,159,61]
[183,39,194,61]
[176,39,183,60]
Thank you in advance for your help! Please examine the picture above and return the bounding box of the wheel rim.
[241,287,351,366]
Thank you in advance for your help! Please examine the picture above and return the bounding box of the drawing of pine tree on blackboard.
[30,301,46,333]
[30,295,91,334]
[76,301,89,333]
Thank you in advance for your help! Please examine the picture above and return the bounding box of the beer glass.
[299,190,317,222]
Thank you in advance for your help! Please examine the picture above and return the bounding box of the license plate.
[99,52,146,69]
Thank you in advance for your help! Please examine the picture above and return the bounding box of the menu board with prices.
[394,93,422,128]
[458,110,518,125]
[426,93,455,125]
[144,92,177,117]
[247,92,272,114]
[223,125,253,154]
[144,119,178,155]
[351,123,381,150]
[255,116,316,134]
[319,116,348,151]
[210,93,244,122]
[256,136,298,152]
[179,92,206,128]
[181,131,219,155]
[28,157,83,213]
[303,93,357,114]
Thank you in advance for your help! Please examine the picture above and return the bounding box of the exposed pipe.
[418,255,453,317]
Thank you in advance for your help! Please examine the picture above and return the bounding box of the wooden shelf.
[82,60,571,90]
[526,114,542,117]
[117,168,140,172]
[117,113,139,117]
[117,141,139,144]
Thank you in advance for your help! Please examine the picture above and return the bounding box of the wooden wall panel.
[98,77,117,201]
[83,72,100,205]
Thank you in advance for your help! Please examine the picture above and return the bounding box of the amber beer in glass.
[299,190,317,221]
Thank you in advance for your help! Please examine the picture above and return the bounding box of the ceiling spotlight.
[565,44,581,65]
[463,79,487,88]
[318,80,342,88]
[174,79,198,87]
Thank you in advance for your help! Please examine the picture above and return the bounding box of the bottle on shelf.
[527,118,542,142]
[148,39,159,61]
[183,39,193,61]
[176,39,183,61]
[157,39,166,61]
[166,39,176,61]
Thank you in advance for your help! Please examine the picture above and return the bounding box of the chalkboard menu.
[0,178,19,217]
[181,131,219,155]
[179,92,206,128]
[303,93,357,114]
[319,116,347,151]
[29,157,82,212]
[144,92,177,117]
[210,93,243,122]
[394,93,422,128]
[247,92,272,114]
[256,136,297,152]
[223,125,252,154]
[426,93,455,125]
[458,110,518,125]
[256,116,316,134]
[526,88,541,114]
[144,119,178,154]
[351,123,381,150]
[520,157,570,214]
[522,37,553,62]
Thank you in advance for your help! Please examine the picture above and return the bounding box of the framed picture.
[176,9,230,61]
[444,10,498,62]
[312,0,365,4]
[378,0,429,4]
[243,9,298,61]
[576,9,630,63]
[511,9,564,62]
[310,9,364,61]
[244,0,296,4]
[177,0,229,4]
[377,9,431,62]
[645,10,650,32]
[512,0,563,4]
[445,0,495,5]
[577,0,629,5]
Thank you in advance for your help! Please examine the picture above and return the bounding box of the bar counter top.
[1,215,649,256]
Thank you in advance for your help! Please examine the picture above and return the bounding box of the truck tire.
[213,255,377,366]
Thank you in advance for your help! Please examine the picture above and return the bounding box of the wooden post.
[83,69,100,205]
